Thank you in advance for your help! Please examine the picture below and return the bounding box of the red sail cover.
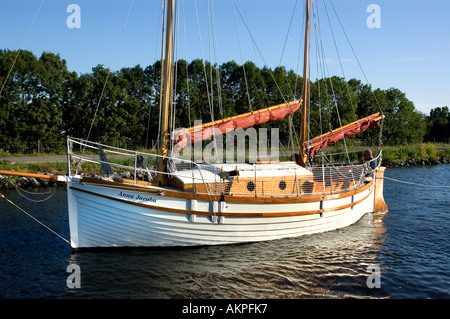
[305,113,384,159]
[172,100,301,151]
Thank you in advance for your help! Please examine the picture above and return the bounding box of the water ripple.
[1,165,449,298]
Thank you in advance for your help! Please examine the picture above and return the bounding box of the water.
[0,165,449,299]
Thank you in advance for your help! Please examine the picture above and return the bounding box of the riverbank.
[383,157,450,168]
[0,175,66,189]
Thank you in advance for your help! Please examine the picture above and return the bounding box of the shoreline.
[383,156,449,168]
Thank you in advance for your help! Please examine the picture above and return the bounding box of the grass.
[0,160,68,174]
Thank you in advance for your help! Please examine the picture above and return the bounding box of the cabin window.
[279,181,287,190]
[247,181,255,192]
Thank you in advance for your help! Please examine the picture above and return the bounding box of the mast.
[158,0,175,186]
[298,0,311,167]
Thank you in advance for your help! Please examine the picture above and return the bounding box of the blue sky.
[1,0,449,115]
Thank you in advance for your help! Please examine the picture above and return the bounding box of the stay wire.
[193,0,218,161]
[85,0,136,143]
[232,0,289,105]
[179,0,192,127]
[279,0,298,67]
[327,0,384,116]
[312,1,351,164]
[0,0,45,98]
[384,176,450,189]
[0,192,71,245]
[322,0,357,121]
[232,2,253,110]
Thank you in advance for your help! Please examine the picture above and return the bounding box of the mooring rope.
[0,192,71,246]
[384,176,450,189]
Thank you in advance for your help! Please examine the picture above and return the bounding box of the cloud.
[314,57,353,64]
[396,57,440,62]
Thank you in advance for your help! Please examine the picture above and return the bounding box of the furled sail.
[172,99,301,151]
[304,112,384,159]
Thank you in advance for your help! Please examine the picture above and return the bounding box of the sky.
[1,0,449,115]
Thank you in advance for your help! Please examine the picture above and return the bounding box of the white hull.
[67,179,375,248]
[61,0,388,249]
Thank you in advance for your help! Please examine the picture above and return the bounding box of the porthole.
[279,180,287,190]
[247,181,255,192]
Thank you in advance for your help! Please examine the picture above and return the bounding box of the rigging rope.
[327,0,384,116]
[180,0,192,127]
[0,192,71,246]
[193,0,219,162]
[384,176,450,189]
[232,2,253,111]
[279,0,299,68]
[311,1,351,164]
[322,0,357,121]
[0,0,45,98]
[76,0,136,175]
[146,0,165,149]
[231,0,289,105]
[85,0,135,143]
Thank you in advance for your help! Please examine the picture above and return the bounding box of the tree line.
[0,49,448,154]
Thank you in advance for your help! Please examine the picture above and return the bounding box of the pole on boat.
[298,0,311,167]
[158,0,175,186]
[0,170,62,181]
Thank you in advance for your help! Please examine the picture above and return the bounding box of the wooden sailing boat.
[4,0,388,248]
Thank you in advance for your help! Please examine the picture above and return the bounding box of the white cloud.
[396,57,440,62]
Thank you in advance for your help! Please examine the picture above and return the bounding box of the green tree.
[0,49,23,151]
[115,65,153,146]
[0,50,74,152]
[426,106,449,141]
[1,50,432,154]
[383,88,425,144]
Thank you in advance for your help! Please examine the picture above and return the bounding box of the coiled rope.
[0,192,71,246]
[384,176,450,189]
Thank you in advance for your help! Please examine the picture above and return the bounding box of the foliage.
[0,49,445,155]
[0,50,76,153]
[425,106,449,142]
[381,143,445,164]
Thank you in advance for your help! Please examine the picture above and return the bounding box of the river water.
[0,165,449,300]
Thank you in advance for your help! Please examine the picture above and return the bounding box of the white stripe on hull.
[67,182,374,248]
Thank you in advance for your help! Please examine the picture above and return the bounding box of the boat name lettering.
[118,191,156,203]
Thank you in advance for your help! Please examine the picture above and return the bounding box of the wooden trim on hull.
[69,183,373,218]
[79,176,374,204]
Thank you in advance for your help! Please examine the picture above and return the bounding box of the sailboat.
[3,0,388,248]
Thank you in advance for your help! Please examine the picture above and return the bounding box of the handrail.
[68,136,199,164]
[68,152,208,181]
[66,137,375,197]
[67,137,212,190]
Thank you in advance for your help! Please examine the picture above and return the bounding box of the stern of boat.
[373,166,388,213]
